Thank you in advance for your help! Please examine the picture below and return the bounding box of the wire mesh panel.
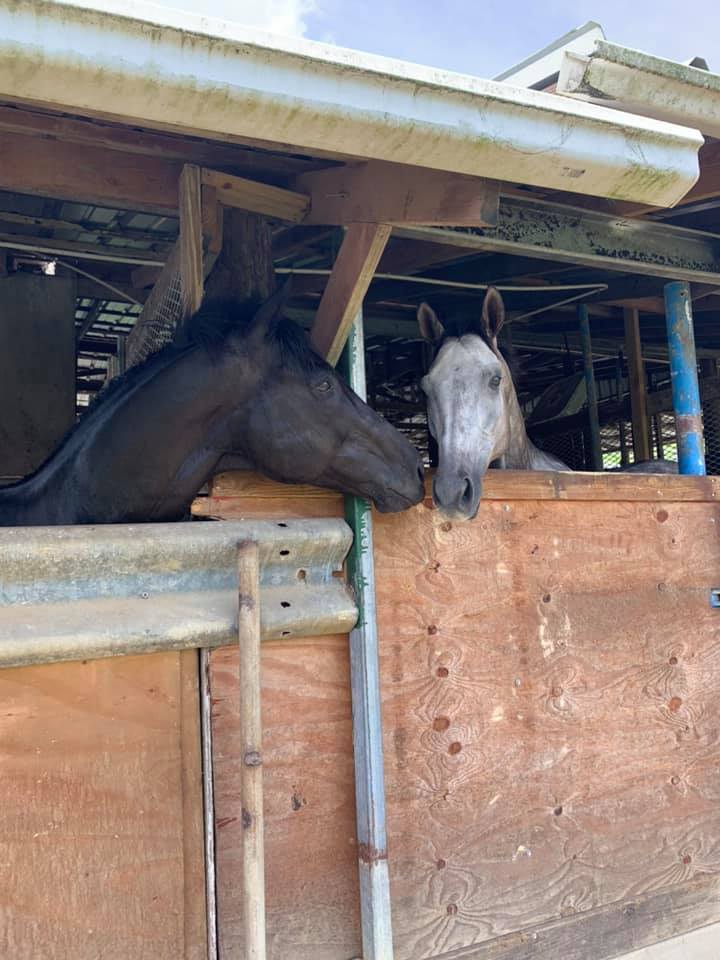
[125,245,183,368]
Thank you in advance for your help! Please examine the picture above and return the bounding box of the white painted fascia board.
[558,41,720,138]
[0,0,703,207]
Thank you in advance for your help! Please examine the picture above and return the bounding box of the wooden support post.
[623,308,651,462]
[578,304,603,470]
[310,223,392,366]
[204,208,274,304]
[616,351,629,467]
[237,540,266,960]
[179,164,204,320]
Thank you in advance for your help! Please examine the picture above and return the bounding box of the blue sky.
[149,0,718,78]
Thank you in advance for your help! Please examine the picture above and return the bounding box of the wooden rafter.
[201,169,310,223]
[310,223,392,365]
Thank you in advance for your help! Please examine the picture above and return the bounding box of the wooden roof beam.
[295,161,499,227]
[310,224,392,365]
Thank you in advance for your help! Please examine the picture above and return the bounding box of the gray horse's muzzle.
[432,470,481,521]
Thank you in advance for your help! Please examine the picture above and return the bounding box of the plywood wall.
[0,650,206,960]
[200,472,720,960]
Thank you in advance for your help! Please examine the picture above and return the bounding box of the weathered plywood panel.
[375,499,720,959]
[210,638,361,960]
[0,651,206,960]
[203,473,720,960]
[207,483,360,958]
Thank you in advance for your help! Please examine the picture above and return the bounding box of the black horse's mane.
[91,296,326,414]
[7,297,327,489]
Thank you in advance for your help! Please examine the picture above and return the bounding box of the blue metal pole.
[340,309,394,960]
[578,304,603,471]
[664,282,706,475]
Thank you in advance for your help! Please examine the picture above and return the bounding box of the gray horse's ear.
[252,278,292,333]
[481,287,505,346]
[417,302,445,343]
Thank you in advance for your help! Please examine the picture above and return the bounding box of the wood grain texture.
[0,651,206,960]
[202,168,310,223]
[435,876,720,959]
[204,473,720,960]
[195,469,720,507]
[310,223,392,365]
[207,482,358,958]
[0,129,180,215]
[296,161,499,227]
[179,164,204,320]
[209,638,361,960]
[375,498,720,959]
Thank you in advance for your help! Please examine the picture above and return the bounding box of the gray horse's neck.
[496,367,567,471]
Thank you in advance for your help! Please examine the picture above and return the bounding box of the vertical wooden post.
[616,351,629,467]
[237,540,265,960]
[578,304,602,470]
[179,164,204,321]
[341,313,394,960]
[623,308,651,462]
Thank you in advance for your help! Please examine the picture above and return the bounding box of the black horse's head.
[199,288,425,513]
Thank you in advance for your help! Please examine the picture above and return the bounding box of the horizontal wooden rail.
[195,469,720,509]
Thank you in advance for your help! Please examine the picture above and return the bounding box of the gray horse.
[418,288,676,521]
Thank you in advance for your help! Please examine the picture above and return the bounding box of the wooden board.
[0,650,206,960]
[203,473,720,960]
[196,469,720,509]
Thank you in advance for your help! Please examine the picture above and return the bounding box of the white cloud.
[149,0,317,36]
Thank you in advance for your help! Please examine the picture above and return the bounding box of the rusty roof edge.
[0,519,358,668]
[0,0,703,207]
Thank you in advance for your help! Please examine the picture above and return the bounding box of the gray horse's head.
[418,288,512,521]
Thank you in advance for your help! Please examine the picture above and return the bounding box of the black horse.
[0,289,425,525]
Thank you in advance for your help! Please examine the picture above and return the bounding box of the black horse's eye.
[490,374,502,389]
[315,379,332,393]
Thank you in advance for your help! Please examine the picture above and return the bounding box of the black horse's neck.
[0,339,255,526]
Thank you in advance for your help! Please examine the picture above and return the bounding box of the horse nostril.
[460,478,473,508]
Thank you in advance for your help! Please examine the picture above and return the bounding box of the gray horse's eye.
[490,374,502,389]
[315,379,332,393]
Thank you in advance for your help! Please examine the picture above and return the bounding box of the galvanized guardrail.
[0,519,357,668]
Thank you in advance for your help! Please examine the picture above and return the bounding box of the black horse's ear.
[480,287,505,347]
[251,278,292,333]
[417,302,445,343]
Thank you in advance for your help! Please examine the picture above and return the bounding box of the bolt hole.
[281,630,291,637]
[281,601,291,608]
[297,569,307,581]
[436,667,449,678]
[554,805,563,816]
[277,522,288,527]
[280,549,290,556]
[542,594,551,603]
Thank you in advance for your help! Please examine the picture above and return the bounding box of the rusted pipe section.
[664,281,706,475]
